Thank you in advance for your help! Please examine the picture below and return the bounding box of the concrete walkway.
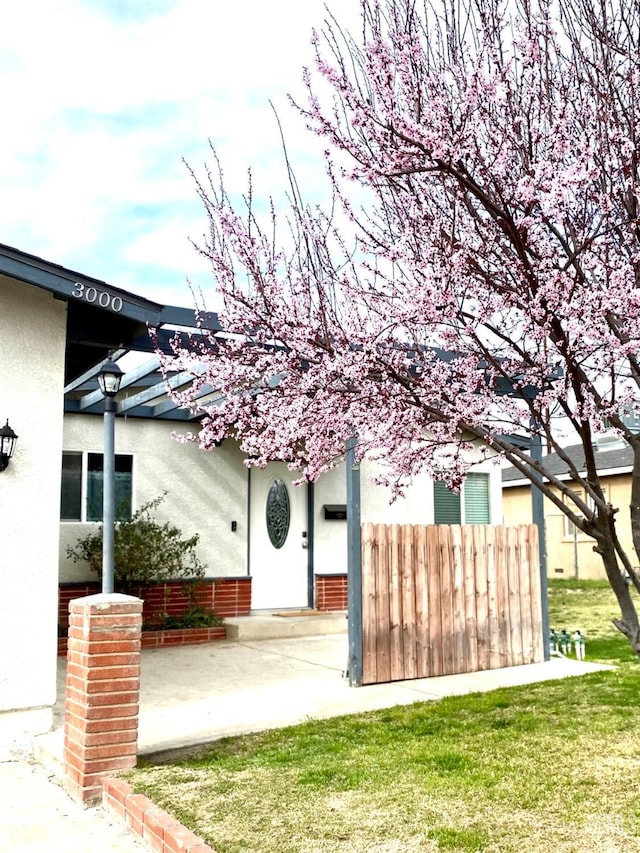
[9,630,610,851]
[141,636,611,755]
[51,631,609,756]
[0,759,145,852]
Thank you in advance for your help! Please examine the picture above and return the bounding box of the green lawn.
[128,581,640,852]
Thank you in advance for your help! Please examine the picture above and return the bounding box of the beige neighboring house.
[502,436,636,580]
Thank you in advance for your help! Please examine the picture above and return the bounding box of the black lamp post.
[0,420,18,472]
[98,360,124,594]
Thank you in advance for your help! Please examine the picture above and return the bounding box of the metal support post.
[346,438,363,687]
[530,427,550,660]
[102,396,116,595]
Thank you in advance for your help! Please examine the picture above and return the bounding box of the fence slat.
[427,526,443,677]
[451,525,466,674]
[486,527,501,670]
[474,525,489,671]
[463,526,478,673]
[517,524,534,663]
[401,524,418,680]
[527,524,544,663]
[506,526,523,666]
[374,523,392,684]
[414,525,430,678]
[495,525,511,667]
[388,525,404,681]
[439,526,455,675]
[361,522,378,685]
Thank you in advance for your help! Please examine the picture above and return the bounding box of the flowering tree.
[171,0,640,655]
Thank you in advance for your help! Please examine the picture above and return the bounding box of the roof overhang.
[2,242,560,428]
[0,242,219,421]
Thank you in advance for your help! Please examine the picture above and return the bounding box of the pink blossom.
[171,0,640,655]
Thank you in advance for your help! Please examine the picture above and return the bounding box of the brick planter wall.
[140,626,227,648]
[103,778,216,852]
[58,577,252,654]
[59,579,217,632]
[59,625,227,656]
[63,594,143,806]
[129,580,215,627]
[211,577,252,616]
[315,574,348,611]
[59,577,251,627]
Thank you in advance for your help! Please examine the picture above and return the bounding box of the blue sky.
[0,0,342,308]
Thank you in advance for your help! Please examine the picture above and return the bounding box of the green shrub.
[157,606,224,631]
[66,493,206,593]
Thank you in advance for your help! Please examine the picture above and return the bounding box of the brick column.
[63,593,143,806]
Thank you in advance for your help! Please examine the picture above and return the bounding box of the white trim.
[60,449,135,522]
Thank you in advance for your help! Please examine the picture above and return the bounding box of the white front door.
[249,463,309,610]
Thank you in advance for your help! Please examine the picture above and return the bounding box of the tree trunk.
[629,445,640,568]
[598,532,640,659]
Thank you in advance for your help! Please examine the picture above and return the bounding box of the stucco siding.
[60,416,248,583]
[502,474,636,580]
[501,484,532,527]
[313,466,348,576]
[0,277,66,748]
[314,457,502,577]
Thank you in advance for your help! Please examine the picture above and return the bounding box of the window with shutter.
[433,473,491,525]
[464,473,491,524]
[433,480,462,524]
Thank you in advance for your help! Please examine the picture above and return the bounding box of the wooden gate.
[361,523,542,685]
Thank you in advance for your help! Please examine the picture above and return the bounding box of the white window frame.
[61,450,135,523]
[563,488,602,538]
[621,410,640,432]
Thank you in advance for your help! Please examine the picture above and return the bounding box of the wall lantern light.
[0,419,18,472]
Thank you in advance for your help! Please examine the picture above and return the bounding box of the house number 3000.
[71,282,123,312]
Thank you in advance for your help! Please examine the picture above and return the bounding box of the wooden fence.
[361,523,543,686]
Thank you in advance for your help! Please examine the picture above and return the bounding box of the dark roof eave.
[0,241,221,331]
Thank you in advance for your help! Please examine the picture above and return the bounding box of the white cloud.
[0,0,354,304]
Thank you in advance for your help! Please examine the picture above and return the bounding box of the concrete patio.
[38,617,611,767]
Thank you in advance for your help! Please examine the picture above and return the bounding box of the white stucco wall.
[313,456,503,576]
[60,410,502,600]
[0,277,67,755]
[59,416,248,583]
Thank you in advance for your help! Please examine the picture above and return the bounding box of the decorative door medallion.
[266,478,290,549]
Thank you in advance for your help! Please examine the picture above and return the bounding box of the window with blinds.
[464,473,491,524]
[433,473,490,524]
[433,480,462,524]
